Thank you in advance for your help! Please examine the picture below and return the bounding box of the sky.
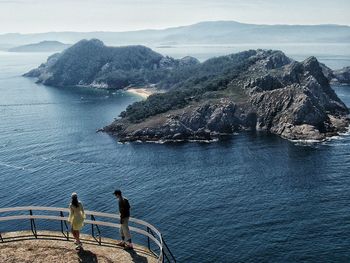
[0,0,349,33]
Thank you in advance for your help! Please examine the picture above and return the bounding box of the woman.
[68,192,86,249]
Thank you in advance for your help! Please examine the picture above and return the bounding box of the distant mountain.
[24,39,199,89]
[2,21,350,47]
[8,41,71,52]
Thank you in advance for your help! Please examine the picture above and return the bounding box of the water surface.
[0,47,350,262]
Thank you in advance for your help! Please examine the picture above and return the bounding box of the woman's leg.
[72,230,78,243]
[76,231,81,244]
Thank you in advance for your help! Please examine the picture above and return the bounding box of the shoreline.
[125,87,156,98]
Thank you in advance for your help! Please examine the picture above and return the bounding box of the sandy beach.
[126,87,156,98]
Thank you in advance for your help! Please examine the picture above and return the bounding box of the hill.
[24,39,199,89]
[8,41,70,52]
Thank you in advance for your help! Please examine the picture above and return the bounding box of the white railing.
[0,206,176,263]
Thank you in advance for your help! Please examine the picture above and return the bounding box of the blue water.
[0,47,350,263]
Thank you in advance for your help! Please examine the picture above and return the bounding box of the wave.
[291,125,350,146]
[339,125,350,136]
[0,161,35,172]
[320,125,350,146]
[0,102,60,107]
[134,138,221,144]
[290,139,322,147]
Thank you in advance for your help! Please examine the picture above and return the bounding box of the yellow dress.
[68,202,86,231]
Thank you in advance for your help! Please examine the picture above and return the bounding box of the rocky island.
[25,39,350,142]
[24,39,199,89]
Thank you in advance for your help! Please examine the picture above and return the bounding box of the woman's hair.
[71,193,79,208]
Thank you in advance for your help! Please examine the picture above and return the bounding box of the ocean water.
[0,46,350,263]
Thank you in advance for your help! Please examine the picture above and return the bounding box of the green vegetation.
[29,39,201,89]
[121,50,258,122]
[45,39,165,87]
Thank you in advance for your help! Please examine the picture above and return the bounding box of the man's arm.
[125,199,130,210]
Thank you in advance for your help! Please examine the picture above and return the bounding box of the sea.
[0,43,350,263]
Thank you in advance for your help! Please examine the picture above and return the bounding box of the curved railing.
[0,206,176,263]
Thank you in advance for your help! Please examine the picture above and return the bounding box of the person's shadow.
[76,247,150,263]
[124,249,149,263]
[77,249,99,263]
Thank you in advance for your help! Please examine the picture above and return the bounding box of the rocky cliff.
[104,50,349,142]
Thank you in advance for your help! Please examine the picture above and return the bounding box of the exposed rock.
[320,63,350,85]
[24,53,60,79]
[333,66,350,84]
[178,56,200,67]
[159,56,177,69]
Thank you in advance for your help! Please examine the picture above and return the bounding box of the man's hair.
[114,190,122,196]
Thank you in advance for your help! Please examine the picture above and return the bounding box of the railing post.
[60,211,69,241]
[29,210,37,238]
[91,215,95,238]
[91,215,101,245]
[160,234,176,263]
[147,227,151,251]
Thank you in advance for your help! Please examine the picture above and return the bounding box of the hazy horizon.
[1,0,350,34]
[2,20,350,35]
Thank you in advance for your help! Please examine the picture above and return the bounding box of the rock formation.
[104,50,349,142]
[24,40,349,142]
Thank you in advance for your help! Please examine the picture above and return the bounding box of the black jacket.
[119,197,130,219]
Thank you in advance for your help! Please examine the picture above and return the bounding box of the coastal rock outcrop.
[104,50,349,142]
[320,63,350,85]
[333,67,350,84]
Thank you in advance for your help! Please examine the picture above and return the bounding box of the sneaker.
[124,244,134,251]
[76,242,83,249]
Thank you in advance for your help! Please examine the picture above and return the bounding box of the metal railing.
[0,206,176,263]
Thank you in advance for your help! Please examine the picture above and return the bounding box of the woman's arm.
[68,205,74,223]
[80,203,86,219]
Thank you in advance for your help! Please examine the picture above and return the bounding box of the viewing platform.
[0,206,176,263]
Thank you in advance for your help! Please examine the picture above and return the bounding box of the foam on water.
[0,161,36,172]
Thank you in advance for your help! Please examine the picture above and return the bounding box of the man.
[113,189,133,250]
